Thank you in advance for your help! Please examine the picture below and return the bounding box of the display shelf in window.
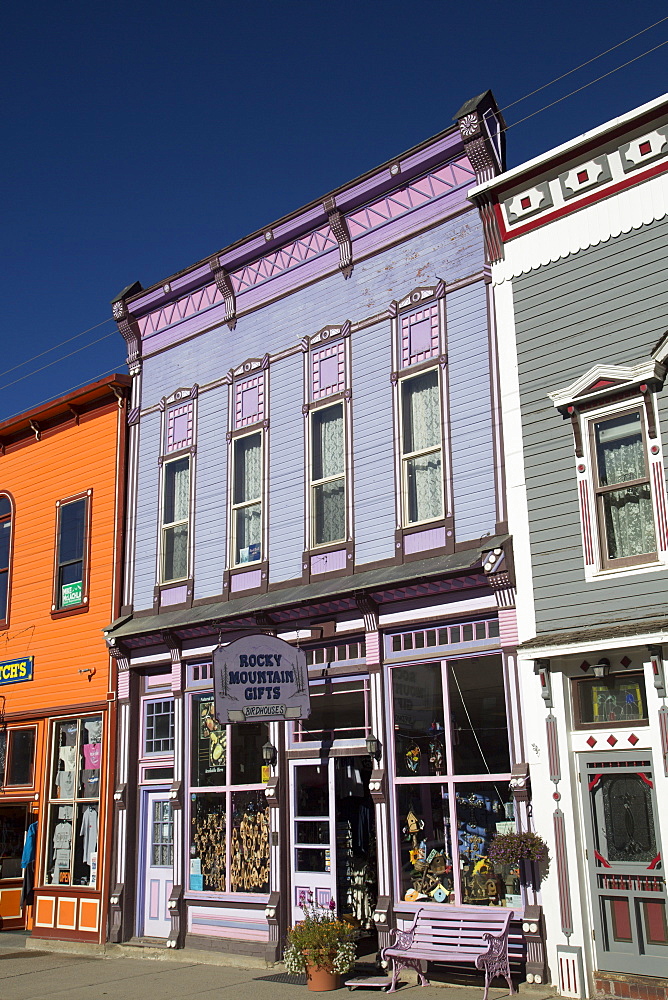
[188,693,270,896]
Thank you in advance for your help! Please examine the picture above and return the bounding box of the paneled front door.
[141,789,173,939]
[580,753,668,975]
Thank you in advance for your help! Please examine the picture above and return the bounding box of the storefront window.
[45,716,101,887]
[295,677,369,743]
[391,655,515,907]
[0,727,36,786]
[189,694,270,895]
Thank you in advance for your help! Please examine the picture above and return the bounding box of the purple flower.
[329,898,336,911]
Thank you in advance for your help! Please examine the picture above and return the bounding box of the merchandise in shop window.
[46,717,101,887]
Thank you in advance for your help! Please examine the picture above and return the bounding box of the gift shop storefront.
[106,547,538,967]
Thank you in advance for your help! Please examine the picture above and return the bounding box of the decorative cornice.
[111,281,143,367]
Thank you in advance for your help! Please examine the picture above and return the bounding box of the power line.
[506,38,668,132]
[0,331,119,393]
[0,318,114,381]
[501,15,668,113]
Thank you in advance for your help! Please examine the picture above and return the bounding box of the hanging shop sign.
[0,656,33,685]
[213,635,310,723]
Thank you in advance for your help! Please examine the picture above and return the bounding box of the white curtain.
[234,434,262,503]
[595,414,655,559]
[313,406,345,544]
[164,458,190,580]
[403,372,443,523]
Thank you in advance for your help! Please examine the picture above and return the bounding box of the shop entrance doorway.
[0,804,30,929]
[139,789,173,939]
[580,752,668,975]
[289,757,377,930]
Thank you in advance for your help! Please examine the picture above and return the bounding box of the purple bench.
[381,907,515,997]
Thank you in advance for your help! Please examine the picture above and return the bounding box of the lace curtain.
[234,435,262,562]
[595,414,655,560]
[164,458,190,580]
[402,372,443,523]
[313,406,345,544]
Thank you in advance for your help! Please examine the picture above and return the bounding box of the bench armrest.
[475,926,511,971]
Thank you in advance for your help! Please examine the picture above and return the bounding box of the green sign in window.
[61,581,82,607]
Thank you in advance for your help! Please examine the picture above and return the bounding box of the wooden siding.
[513,215,668,634]
[136,211,487,595]
[193,384,228,601]
[352,320,395,566]
[0,400,121,708]
[133,412,161,611]
[447,281,497,541]
[269,354,304,584]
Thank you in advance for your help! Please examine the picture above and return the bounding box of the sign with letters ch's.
[213,635,310,724]
[0,657,33,686]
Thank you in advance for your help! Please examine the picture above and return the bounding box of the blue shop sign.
[0,657,33,685]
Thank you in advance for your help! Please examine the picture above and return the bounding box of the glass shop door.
[289,760,337,925]
[580,753,668,975]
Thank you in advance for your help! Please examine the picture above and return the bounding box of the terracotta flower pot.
[303,952,340,992]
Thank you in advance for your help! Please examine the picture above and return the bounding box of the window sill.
[589,558,666,581]
[50,603,89,620]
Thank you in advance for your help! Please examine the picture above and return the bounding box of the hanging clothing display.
[80,807,98,868]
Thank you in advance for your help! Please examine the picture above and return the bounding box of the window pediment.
[549,361,665,412]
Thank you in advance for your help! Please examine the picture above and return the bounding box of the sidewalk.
[0,940,558,1000]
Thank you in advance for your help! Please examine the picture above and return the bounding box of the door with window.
[141,789,173,938]
[289,760,337,924]
[580,753,668,974]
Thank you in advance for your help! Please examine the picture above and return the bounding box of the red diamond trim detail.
[639,140,652,155]
[628,733,639,746]
[621,656,631,667]
[520,196,531,209]
[587,736,597,747]
[580,660,590,672]
[577,169,589,183]
[607,735,618,747]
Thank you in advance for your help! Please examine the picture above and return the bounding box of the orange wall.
[0,399,123,713]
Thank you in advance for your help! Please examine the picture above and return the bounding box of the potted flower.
[284,890,357,991]
[487,831,549,893]
[487,831,549,866]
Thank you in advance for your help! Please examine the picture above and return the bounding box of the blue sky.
[1,0,667,422]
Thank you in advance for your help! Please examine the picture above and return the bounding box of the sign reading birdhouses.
[213,635,310,724]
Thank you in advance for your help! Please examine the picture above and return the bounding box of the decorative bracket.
[355,592,379,632]
[323,196,353,278]
[647,644,666,698]
[111,282,143,369]
[534,658,553,708]
[509,762,530,803]
[29,420,41,442]
[209,257,237,330]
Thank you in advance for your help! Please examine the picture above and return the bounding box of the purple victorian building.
[104,91,537,971]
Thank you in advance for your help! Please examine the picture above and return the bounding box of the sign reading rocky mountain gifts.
[213,634,310,723]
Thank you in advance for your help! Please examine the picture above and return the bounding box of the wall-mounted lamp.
[592,658,610,678]
[366,733,382,763]
[262,742,278,768]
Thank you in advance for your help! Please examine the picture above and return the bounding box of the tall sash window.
[401,369,444,525]
[311,404,345,546]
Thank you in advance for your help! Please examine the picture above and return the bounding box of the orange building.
[0,374,129,942]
